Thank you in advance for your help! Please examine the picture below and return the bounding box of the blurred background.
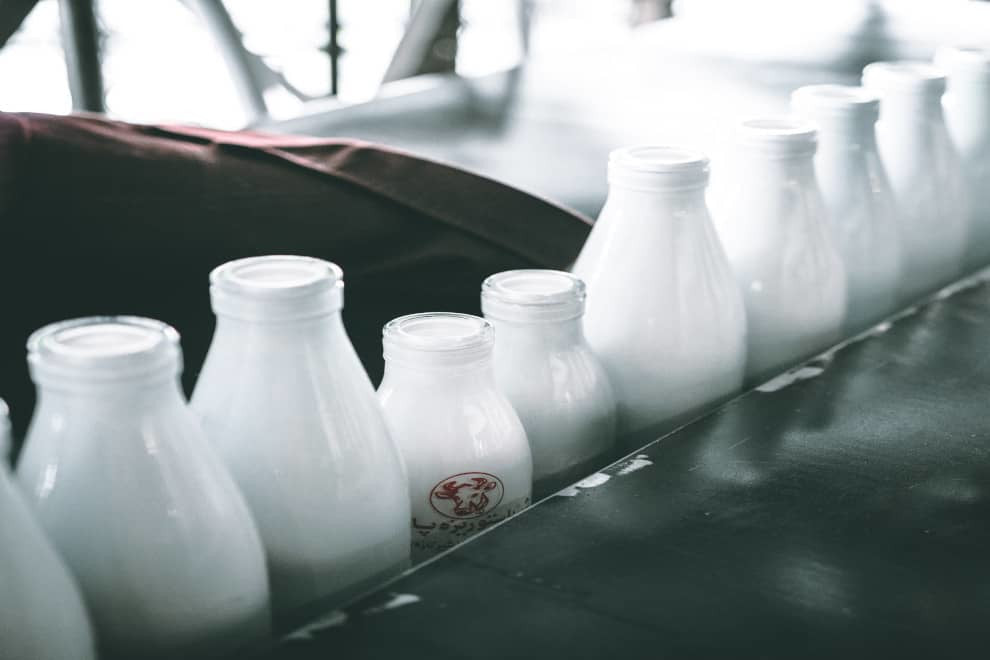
[2,0,989,214]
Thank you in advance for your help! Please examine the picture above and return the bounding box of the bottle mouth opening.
[792,85,880,124]
[609,145,708,173]
[481,269,585,322]
[736,117,817,155]
[28,316,181,384]
[383,313,493,366]
[608,144,709,190]
[862,61,947,95]
[210,255,345,320]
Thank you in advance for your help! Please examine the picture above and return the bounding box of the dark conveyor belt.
[259,268,990,660]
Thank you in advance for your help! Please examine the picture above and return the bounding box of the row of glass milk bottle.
[1,255,621,659]
[4,46,989,658]
[576,47,990,428]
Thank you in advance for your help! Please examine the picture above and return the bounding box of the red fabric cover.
[0,112,592,439]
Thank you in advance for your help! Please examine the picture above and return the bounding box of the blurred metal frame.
[58,0,104,112]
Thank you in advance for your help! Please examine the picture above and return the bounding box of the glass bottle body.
[574,154,747,432]
[488,316,615,497]
[379,340,531,563]
[18,375,270,659]
[865,64,969,301]
[715,148,846,381]
[792,86,902,333]
[937,49,990,269]
[192,313,411,616]
[1,400,96,660]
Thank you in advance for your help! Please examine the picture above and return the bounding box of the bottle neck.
[944,79,990,132]
[489,316,585,350]
[734,149,817,177]
[35,376,185,410]
[812,116,879,152]
[878,93,945,123]
[212,311,346,347]
[604,182,707,214]
[382,355,496,389]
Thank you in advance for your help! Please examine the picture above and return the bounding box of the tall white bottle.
[713,119,846,381]
[791,85,902,333]
[1,399,97,660]
[863,61,969,301]
[935,47,990,270]
[573,146,747,433]
[481,270,616,496]
[191,255,410,618]
[16,317,270,659]
[378,313,532,563]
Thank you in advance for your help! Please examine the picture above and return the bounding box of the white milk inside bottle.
[573,146,747,433]
[935,46,990,270]
[16,317,270,659]
[863,61,969,302]
[378,313,532,563]
[791,85,902,333]
[1,398,97,660]
[191,255,410,619]
[481,269,616,496]
[713,119,846,382]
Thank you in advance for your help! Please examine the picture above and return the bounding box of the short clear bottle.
[191,256,411,619]
[791,84,902,333]
[935,46,990,270]
[378,313,532,563]
[17,317,270,659]
[863,61,969,301]
[573,146,747,432]
[713,119,847,381]
[481,269,616,497]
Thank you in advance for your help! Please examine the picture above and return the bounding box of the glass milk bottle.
[572,146,747,433]
[935,47,990,270]
[481,270,616,497]
[791,85,902,333]
[863,61,969,301]
[1,399,96,660]
[191,256,410,618]
[378,313,532,563]
[16,317,270,660]
[713,119,846,382]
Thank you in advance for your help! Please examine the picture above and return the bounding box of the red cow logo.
[429,472,505,519]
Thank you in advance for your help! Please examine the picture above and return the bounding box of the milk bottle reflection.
[573,146,747,432]
[713,119,846,381]
[17,317,270,659]
[378,313,532,562]
[863,61,968,301]
[482,270,616,497]
[192,256,410,618]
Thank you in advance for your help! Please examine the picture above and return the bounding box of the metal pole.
[58,0,105,112]
[329,0,339,95]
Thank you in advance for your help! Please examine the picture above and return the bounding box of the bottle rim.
[210,255,344,321]
[935,46,990,80]
[607,145,709,191]
[27,316,182,385]
[862,61,947,96]
[383,312,493,367]
[791,84,880,122]
[481,269,586,323]
[735,117,817,157]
